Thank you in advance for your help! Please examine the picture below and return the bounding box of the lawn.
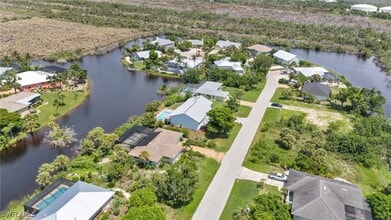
[220,180,280,220]
[37,88,89,127]
[212,102,252,118]
[188,123,242,152]
[174,158,220,220]
[223,81,266,102]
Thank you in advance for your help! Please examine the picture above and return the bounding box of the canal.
[0,37,175,210]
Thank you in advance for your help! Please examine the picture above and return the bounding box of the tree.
[206,107,236,136]
[23,113,40,134]
[279,128,297,150]
[36,171,52,187]
[53,155,70,171]
[335,88,349,107]
[129,188,157,207]
[252,54,274,73]
[227,95,239,112]
[142,112,156,128]
[240,193,291,220]
[57,91,66,105]
[1,69,19,93]
[177,41,192,51]
[53,98,60,115]
[310,74,322,82]
[38,163,54,174]
[367,192,391,220]
[149,50,159,65]
[122,205,165,220]
[139,150,150,167]
[45,122,77,150]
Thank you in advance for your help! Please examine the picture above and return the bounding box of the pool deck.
[156,108,173,121]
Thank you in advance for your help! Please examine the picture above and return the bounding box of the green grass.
[133,61,145,69]
[212,101,252,118]
[175,158,220,220]
[223,81,266,102]
[235,105,251,118]
[220,180,280,220]
[37,87,89,127]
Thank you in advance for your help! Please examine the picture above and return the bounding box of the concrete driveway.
[237,167,284,190]
[192,72,280,220]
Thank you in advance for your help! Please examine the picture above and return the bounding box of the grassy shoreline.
[121,58,180,79]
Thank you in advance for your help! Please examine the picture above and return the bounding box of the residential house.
[214,58,244,75]
[215,40,242,50]
[194,81,229,101]
[286,169,372,220]
[131,50,162,61]
[169,96,212,130]
[0,91,40,114]
[151,37,175,48]
[16,71,60,91]
[273,50,300,66]
[293,67,329,78]
[166,58,203,75]
[246,44,273,56]
[302,82,331,101]
[118,126,183,167]
[184,39,204,48]
[24,178,114,219]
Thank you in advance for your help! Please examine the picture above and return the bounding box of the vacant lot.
[0,17,142,58]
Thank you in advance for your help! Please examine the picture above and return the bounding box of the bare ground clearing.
[282,105,346,128]
[191,146,225,162]
[0,17,144,58]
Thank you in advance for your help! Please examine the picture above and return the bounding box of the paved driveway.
[237,167,284,190]
[192,72,280,220]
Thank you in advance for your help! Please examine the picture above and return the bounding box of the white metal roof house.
[293,67,329,77]
[214,58,244,75]
[351,4,378,13]
[0,91,41,114]
[184,39,204,48]
[246,44,273,56]
[166,58,203,75]
[131,50,162,60]
[215,40,242,50]
[286,169,372,220]
[379,6,391,13]
[151,37,175,48]
[169,96,212,130]
[32,181,114,220]
[16,71,55,91]
[194,81,229,101]
[273,50,300,66]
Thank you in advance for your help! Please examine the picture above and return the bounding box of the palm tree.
[38,163,54,174]
[53,98,60,115]
[139,150,150,167]
[24,113,40,134]
[36,171,52,187]
[2,70,19,93]
[57,91,66,106]
[2,55,12,66]
[53,155,70,171]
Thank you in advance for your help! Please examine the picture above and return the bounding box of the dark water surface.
[292,49,391,117]
[0,38,175,209]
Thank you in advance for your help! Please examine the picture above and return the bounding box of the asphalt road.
[192,72,279,220]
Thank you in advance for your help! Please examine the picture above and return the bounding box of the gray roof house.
[169,96,212,130]
[151,37,175,48]
[302,82,331,101]
[246,44,273,56]
[273,50,300,66]
[131,50,162,60]
[30,180,114,220]
[0,91,40,114]
[286,169,372,220]
[194,81,229,101]
[215,40,242,50]
[214,58,244,75]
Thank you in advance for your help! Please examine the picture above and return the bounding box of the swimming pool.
[36,187,68,210]
[156,111,171,121]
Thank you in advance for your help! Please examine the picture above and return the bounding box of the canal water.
[0,37,175,210]
[1,44,390,210]
[292,49,391,117]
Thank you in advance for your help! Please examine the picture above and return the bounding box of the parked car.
[271,103,283,108]
[268,172,288,182]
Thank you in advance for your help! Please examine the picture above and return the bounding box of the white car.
[268,172,288,182]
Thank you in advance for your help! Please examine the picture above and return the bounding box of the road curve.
[192,72,279,220]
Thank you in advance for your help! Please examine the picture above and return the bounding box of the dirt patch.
[0,10,30,22]
[191,146,225,162]
[0,17,143,58]
[283,105,346,128]
[239,100,255,107]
